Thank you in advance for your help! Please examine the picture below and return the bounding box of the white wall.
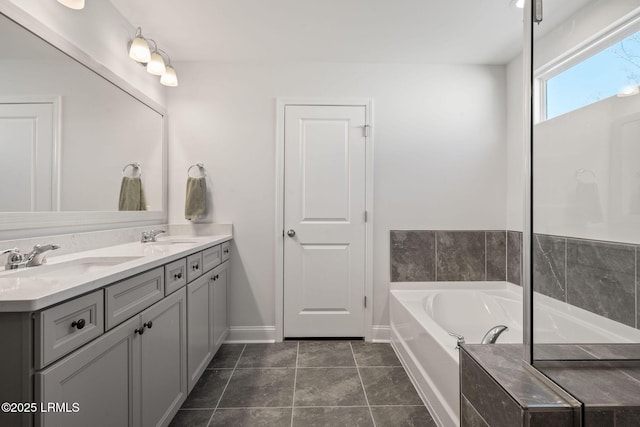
[167,62,507,331]
[506,55,524,232]
[3,0,165,107]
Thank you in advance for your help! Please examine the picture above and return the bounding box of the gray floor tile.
[168,409,213,427]
[237,342,298,368]
[359,367,423,405]
[208,344,245,369]
[370,406,436,427]
[292,407,374,427]
[182,370,233,409]
[298,341,356,367]
[295,368,367,406]
[351,343,401,367]
[211,408,292,427]
[218,368,295,408]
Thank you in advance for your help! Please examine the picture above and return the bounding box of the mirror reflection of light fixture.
[128,28,151,63]
[161,65,179,87]
[617,85,639,97]
[57,0,85,9]
[510,0,524,8]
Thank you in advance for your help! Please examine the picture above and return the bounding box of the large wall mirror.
[0,6,166,238]
[531,0,640,363]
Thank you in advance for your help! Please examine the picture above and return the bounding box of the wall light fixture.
[127,27,178,87]
[57,0,85,9]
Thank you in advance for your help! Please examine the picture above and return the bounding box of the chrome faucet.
[2,244,60,270]
[141,229,166,243]
[481,325,509,344]
[448,331,465,350]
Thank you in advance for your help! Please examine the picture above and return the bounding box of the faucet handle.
[447,331,465,350]
[0,248,20,256]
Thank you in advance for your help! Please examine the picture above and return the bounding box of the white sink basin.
[0,256,144,279]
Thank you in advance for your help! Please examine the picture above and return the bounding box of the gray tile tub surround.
[390,230,510,282]
[460,345,579,427]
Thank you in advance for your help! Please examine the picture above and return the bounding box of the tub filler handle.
[447,331,465,350]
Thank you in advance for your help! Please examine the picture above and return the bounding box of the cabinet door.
[139,287,187,427]
[36,316,141,427]
[186,272,213,392]
[212,261,229,353]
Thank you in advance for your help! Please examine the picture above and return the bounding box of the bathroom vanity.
[0,234,232,427]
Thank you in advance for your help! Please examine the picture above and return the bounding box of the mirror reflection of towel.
[185,177,206,220]
[119,177,147,211]
[576,182,602,222]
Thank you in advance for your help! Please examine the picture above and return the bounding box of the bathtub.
[390,281,640,427]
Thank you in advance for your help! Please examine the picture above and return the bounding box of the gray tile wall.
[533,234,640,329]
[390,230,521,283]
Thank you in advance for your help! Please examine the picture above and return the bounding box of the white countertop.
[0,234,232,312]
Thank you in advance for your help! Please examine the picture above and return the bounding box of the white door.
[284,105,367,337]
[0,102,57,211]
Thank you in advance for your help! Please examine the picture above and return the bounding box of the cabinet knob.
[134,327,144,335]
[71,319,86,330]
[287,229,296,237]
[174,272,182,280]
[144,321,153,329]
[192,264,199,271]
[223,248,229,254]
[215,274,219,280]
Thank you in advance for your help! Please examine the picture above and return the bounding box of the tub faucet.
[481,325,509,344]
[447,331,465,350]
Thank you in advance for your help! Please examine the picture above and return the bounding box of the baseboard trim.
[371,325,391,342]
[224,326,277,343]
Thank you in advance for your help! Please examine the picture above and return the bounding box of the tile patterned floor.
[169,341,437,427]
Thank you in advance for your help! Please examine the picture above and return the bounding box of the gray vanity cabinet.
[36,288,187,427]
[138,287,187,427]
[211,261,229,351]
[187,272,214,392]
[36,316,141,427]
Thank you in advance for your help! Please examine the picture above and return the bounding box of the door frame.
[275,98,374,342]
[0,95,62,211]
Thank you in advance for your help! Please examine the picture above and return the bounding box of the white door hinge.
[363,125,370,138]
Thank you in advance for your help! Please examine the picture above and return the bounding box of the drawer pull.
[223,248,229,254]
[71,319,86,330]
[144,321,153,329]
[174,272,183,280]
[135,327,145,335]
[192,264,199,271]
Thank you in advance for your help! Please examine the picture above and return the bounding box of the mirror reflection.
[0,13,164,212]
[532,0,640,359]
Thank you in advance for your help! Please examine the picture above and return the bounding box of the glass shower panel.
[532,0,640,361]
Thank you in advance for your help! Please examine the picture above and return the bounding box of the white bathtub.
[390,281,640,427]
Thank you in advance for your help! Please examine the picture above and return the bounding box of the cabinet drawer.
[35,290,104,369]
[105,267,164,330]
[186,252,203,283]
[165,258,187,295]
[221,241,230,263]
[202,245,221,272]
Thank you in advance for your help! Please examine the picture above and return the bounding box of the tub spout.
[481,325,508,344]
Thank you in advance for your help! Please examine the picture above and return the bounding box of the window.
[541,30,640,121]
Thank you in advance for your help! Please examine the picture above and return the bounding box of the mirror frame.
[0,2,167,240]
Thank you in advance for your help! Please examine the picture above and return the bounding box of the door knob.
[287,229,296,237]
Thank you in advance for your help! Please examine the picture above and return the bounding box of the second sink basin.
[0,256,144,279]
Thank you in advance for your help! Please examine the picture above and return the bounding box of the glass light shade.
[57,0,85,9]
[129,37,151,63]
[160,66,178,87]
[146,52,166,75]
[515,0,524,8]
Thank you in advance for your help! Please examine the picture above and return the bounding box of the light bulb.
[57,0,85,9]
[160,65,178,87]
[129,37,151,63]
[516,0,524,8]
[146,52,166,75]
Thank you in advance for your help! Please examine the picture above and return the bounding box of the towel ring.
[188,163,207,178]
[123,162,142,177]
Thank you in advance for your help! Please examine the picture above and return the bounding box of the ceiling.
[108,0,528,64]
